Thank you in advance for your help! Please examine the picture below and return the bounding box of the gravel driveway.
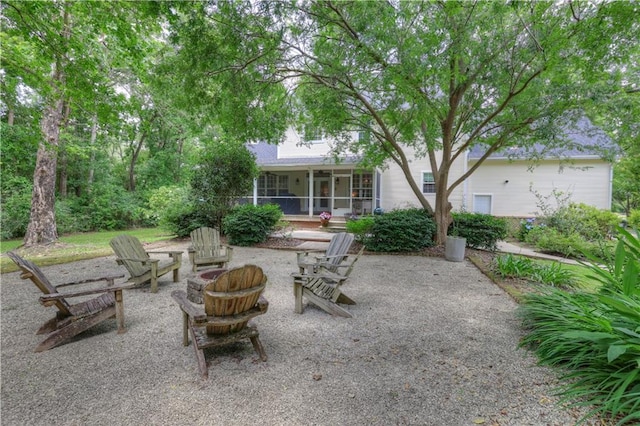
[1,243,592,425]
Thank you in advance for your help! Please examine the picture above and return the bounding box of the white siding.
[467,159,613,217]
[277,128,360,159]
[379,147,466,212]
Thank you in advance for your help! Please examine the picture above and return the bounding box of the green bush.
[150,186,201,238]
[0,177,32,240]
[365,208,436,252]
[518,228,640,424]
[449,212,508,251]
[223,203,283,246]
[525,226,615,261]
[345,216,375,244]
[545,203,619,242]
[628,209,640,229]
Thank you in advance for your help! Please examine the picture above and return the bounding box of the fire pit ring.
[186,268,227,304]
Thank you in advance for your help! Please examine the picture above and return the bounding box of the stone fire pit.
[186,268,227,304]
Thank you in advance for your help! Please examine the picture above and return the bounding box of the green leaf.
[608,344,628,362]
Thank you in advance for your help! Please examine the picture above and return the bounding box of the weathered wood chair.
[292,232,364,318]
[109,235,182,293]
[7,251,129,352]
[171,264,269,379]
[296,232,355,275]
[187,227,233,273]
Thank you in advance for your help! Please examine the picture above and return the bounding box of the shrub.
[518,228,640,424]
[151,186,201,237]
[517,218,537,241]
[345,216,375,244]
[223,203,283,246]
[0,177,32,240]
[525,226,615,261]
[449,212,508,251]
[545,203,619,242]
[366,208,436,252]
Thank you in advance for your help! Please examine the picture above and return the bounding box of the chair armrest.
[55,274,125,289]
[147,250,183,257]
[291,270,344,282]
[171,290,206,323]
[40,282,132,303]
[115,257,159,265]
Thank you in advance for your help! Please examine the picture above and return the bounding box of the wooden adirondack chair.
[296,232,355,276]
[292,232,364,318]
[109,235,182,293]
[187,227,233,273]
[7,251,129,352]
[171,265,269,379]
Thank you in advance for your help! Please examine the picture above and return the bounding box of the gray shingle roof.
[468,116,618,160]
[248,142,361,166]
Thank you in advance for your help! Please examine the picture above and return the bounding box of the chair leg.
[114,290,127,334]
[189,325,208,379]
[172,267,180,282]
[35,309,117,352]
[293,279,303,314]
[36,316,59,335]
[250,335,267,362]
[181,311,189,347]
[150,263,159,293]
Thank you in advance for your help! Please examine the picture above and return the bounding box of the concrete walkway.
[286,229,579,264]
[496,241,581,264]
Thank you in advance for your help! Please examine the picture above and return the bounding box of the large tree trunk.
[24,100,63,246]
[434,181,453,246]
[23,6,69,247]
[88,113,98,186]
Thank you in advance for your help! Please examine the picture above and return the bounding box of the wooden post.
[114,289,126,334]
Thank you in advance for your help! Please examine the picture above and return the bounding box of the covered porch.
[246,168,380,218]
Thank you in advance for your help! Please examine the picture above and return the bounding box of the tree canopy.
[164,0,639,243]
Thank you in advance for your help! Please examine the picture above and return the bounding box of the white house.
[246,118,615,219]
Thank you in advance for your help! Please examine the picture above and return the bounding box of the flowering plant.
[319,212,332,221]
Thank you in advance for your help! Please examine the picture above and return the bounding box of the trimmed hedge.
[222,203,283,246]
[365,208,436,252]
[449,212,508,251]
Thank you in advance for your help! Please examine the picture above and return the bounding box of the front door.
[333,175,352,216]
[313,178,331,213]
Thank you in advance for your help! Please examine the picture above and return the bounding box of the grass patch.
[1,228,178,273]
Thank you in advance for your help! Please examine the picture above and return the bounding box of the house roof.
[248,142,361,167]
[468,116,618,160]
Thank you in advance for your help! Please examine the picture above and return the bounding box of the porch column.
[308,169,314,217]
[252,177,258,206]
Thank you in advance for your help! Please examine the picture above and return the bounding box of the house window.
[473,194,492,214]
[257,174,288,197]
[358,130,370,143]
[422,172,435,193]
[304,125,323,143]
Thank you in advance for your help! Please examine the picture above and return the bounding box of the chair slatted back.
[203,265,266,335]
[325,232,355,270]
[109,235,150,277]
[190,227,223,258]
[7,252,73,315]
